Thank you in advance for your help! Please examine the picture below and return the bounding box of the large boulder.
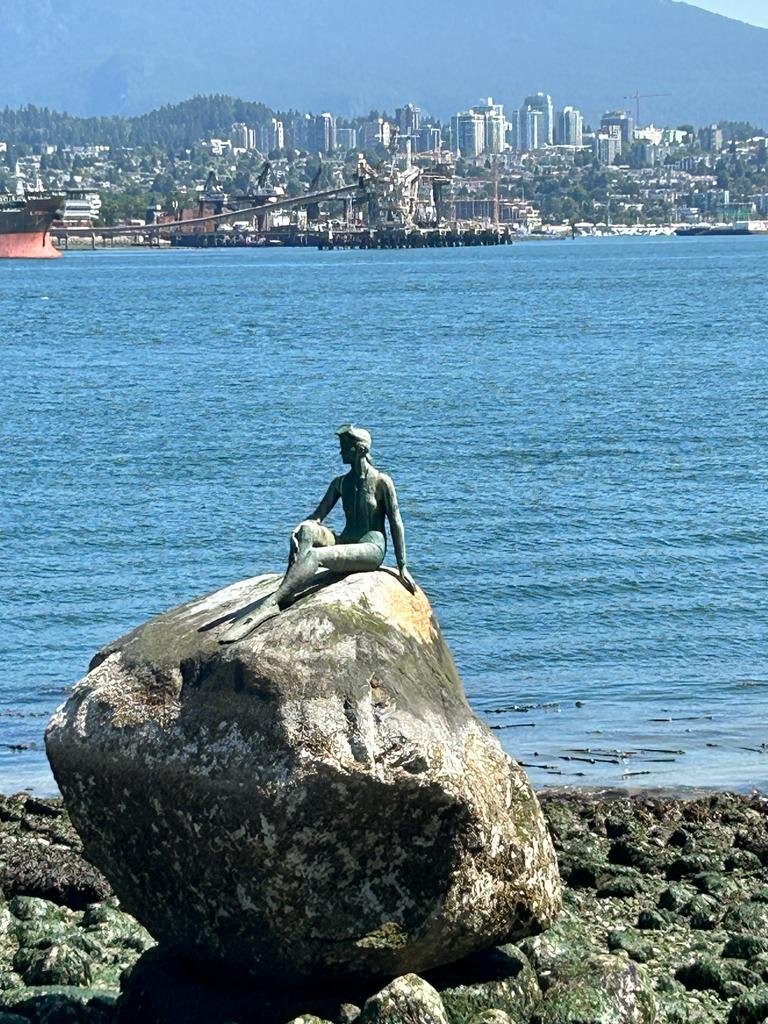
[531,955,657,1024]
[358,974,450,1024]
[46,569,560,982]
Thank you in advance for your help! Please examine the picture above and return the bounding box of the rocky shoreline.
[0,789,765,1023]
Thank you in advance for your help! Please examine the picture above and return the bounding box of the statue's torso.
[337,471,386,544]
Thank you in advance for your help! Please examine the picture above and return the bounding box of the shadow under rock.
[116,942,534,1024]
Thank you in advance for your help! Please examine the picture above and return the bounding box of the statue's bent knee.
[294,521,315,542]
[294,520,334,549]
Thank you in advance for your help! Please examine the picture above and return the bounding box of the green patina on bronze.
[218,425,415,643]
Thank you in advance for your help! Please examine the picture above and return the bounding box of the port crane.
[623,91,672,126]
[256,162,272,189]
[53,147,454,243]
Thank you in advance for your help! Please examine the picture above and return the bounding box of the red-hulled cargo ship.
[0,192,63,259]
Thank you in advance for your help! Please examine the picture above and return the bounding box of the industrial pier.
[168,226,514,249]
[53,152,516,252]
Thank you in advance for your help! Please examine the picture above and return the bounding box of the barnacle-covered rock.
[46,570,560,982]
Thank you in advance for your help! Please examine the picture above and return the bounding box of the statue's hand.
[398,566,417,594]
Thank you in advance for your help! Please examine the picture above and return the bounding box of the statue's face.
[339,435,368,465]
[339,436,356,464]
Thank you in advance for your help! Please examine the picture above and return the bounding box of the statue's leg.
[220,529,386,644]
[219,521,336,644]
[271,537,384,610]
[288,520,335,567]
[274,520,341,607]
[314,535,385,575]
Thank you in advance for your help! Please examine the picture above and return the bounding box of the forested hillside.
[0,96,275,149]
[1,0,766,125]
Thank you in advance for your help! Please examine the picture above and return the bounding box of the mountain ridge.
[1,0,766,126]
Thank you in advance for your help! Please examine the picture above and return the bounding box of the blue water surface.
[2,236,767,792]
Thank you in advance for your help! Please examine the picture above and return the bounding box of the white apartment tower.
[451,111,485,158]
[523,93,554,146]
[231,123,257,150]
[507,109,521,151]
[451,100,506,156]
[362,118,391,148]
[474,98,506,154]
[269,118,284,151]
[595,124,622,165]
[312,113,336,153]
[558,106,584,147]
[519,106,543,151]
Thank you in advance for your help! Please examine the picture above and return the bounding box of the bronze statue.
[219,425,415,643]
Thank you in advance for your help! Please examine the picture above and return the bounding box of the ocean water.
[2,237,767,794]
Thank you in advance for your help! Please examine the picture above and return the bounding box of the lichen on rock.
[358,974,449,1024]
[532,953,656,1024]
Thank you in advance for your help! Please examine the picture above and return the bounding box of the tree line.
[0,95,276,149]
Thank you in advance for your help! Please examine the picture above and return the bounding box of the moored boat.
[0,191,64,259]
[675,220,768,237]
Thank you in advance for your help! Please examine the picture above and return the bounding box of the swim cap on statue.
[336,424,372,449]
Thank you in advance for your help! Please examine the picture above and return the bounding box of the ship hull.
[676,221,768,237]
[0,195,63,259]
[0,229,61,259]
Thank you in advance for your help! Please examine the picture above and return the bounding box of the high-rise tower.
[557,106,584,147]
[524,92,554,146]
[601,110,634,145]
[451,111,486,158]
[474,97,506,154]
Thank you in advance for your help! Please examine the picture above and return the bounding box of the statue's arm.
[383,476,416,593]
[309,477,341,522]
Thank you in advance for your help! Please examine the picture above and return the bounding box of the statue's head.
[337,424,372,465]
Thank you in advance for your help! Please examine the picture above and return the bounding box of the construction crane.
[623,91,672,126]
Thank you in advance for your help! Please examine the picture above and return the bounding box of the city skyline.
[6,83,766,239]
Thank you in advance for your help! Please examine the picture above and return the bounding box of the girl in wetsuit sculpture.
[220,424,415,643]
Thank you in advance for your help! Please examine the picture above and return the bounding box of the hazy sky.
[683,0,768,27]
